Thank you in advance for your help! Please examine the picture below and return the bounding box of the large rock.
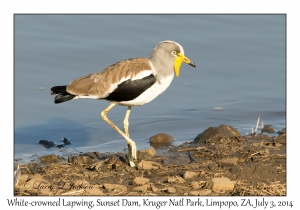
[137,160,162,170]
[40,154,59,163]
[150,133,174,147]
[68,155,93,167]
[262,125,275,133]
[208,177,235,191]
[193,124,242,144]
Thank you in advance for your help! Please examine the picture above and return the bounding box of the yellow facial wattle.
[174,55,185,77]
[174,53,196,76]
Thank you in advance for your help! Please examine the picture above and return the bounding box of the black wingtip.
[54,94,75,104]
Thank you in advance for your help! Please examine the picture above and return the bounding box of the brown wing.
[66,58,152,98]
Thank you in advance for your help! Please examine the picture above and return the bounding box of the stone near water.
[137,160,162,170]
[40,154,59,163]
[193,124,241,144]
[68,155,93,167]
[262,125,275,133]
[150,133,174,147]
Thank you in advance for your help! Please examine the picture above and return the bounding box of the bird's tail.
[51,86,76,104]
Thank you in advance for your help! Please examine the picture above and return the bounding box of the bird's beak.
[174,53,196,77]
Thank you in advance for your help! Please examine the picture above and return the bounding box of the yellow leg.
[100,103,136,167]
[123,106,131,137]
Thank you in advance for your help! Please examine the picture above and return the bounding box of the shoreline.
[14,124,286,196]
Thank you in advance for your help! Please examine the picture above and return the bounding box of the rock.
[103,155,125,169]
[199,189,212,195]
[140,148,156,156]
[103,184,127,192]
[278,127,286,134]
[68,155,93,167]
[259,149,269,155]
[262,125,275,133]
[132,185,149,192]
[183,171,198,179]
[150,133,174,147]
[208,163,217,170]
[189,190,200,196]
[133,177,150,185]
[83,151,102,159]
[168,176,185,183]
[193,124,241,144]
[167,187,176,193]
[191,182,200,190]
[275,134,286,144]
[257,135,271,141]
[137,160,162,170]
[89,161,104,171]
[150,184,159,193]
[219,157,238,167]
[40,154,59,163]
[208,177,235,191]
[189,190,211,196]
[62,137,71,145]
[191,181,206,190]
[38,140,56,148]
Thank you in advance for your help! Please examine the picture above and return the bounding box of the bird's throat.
[174,56,184,77]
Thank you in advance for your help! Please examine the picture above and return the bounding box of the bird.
[51,40,196,167]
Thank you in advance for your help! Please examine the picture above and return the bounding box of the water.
[14,15,286,162]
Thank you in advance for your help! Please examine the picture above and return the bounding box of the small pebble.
[167,187,176,193]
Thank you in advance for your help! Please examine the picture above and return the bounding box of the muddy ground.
[14,124,286,196]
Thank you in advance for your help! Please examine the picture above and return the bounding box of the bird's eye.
[171,51,177,56]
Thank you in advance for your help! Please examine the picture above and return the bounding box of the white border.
[2,0,298,209]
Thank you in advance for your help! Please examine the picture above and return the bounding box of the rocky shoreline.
[14,124,286,196]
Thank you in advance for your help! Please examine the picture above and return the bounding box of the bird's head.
[154,40,196,76]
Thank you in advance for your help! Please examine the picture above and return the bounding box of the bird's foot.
[129,161,135,167]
